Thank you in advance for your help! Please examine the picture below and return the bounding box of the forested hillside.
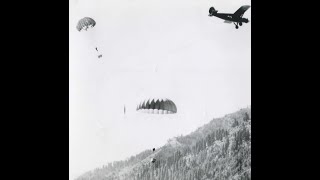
[76,107,251,180]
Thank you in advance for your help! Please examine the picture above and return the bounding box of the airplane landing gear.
[234,22,239,29]
[239,22,242,26]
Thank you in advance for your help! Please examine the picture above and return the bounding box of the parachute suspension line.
[89,42,101,58]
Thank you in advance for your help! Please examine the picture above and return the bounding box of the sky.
[69,0,251,179]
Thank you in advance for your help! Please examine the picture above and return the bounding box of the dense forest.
[76,107,251,180]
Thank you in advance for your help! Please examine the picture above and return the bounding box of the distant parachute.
[76,17,102,58]
[76,17,96,31]
[136,98,177,114]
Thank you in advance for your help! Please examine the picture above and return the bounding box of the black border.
[251,1,308,179]
[4,1,69,179]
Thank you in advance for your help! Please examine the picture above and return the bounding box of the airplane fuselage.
[212,13,249,23]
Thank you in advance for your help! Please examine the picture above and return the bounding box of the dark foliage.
[76,108,251,180]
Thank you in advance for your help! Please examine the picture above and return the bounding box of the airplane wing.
[224,20,232,23]
[233,5,250,18]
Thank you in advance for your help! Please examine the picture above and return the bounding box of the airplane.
[208,5,250,29]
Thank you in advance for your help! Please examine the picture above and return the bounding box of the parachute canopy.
[76,17,96,31]
[136,98,177,114]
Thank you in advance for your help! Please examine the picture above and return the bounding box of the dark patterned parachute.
[76,17,102,58]
[136,98,177,114]
[76,17,96,31]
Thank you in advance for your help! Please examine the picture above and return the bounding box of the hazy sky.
[69,0,251,179]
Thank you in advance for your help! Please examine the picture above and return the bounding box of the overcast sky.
[69,0,251,179]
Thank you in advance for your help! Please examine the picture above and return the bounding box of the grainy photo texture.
[69,0,251,179]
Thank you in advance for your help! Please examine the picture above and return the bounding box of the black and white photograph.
[69,0,251,179]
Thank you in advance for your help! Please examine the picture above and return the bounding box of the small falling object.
[154,65,158,72]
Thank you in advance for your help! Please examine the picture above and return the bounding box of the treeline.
[76,109,251,180]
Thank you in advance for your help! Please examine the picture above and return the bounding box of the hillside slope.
[76,107,251,180]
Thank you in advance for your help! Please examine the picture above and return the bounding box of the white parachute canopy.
[136,98,177,114]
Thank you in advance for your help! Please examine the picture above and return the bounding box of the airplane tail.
[209,7,218,16]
